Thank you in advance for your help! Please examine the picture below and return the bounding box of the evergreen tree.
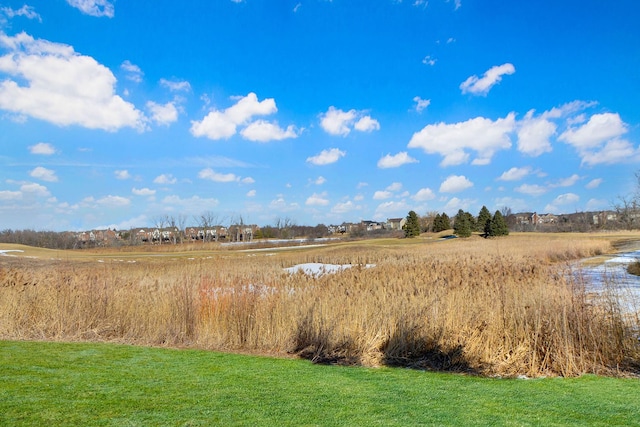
[453,209,472,237]
[477,205,492,234]
[403,210,421,238]
[433,213,442,232]
[440,212,451,231]
[486,210,509,237]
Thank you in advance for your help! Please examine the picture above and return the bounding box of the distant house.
[361,220,383,231]
[386,217,406,231]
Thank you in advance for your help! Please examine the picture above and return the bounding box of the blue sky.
[1,0,639,231]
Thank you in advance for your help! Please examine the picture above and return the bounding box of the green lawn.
[1,341,639,426]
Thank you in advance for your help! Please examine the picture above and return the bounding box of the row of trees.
[403,206,509,238]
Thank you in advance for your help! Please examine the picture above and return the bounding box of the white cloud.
[19,182,50,197]
[412,188,436,202]
[559,113,640,165]
[331,200,360,215]
[240,120,299,142]
[1,5,41,21]
[422,55,436,66]
[0,190,22,200]
[153,174,177,184]
[96,195,130,207]
[29,166,58,182]
[386,182,403,192]
[460,63,515,95]
[246,189,256,197]
[515,183,547,196]
[159,78,191,92]
[586,198,607,211]
[66,0,114,18]
[319,106,380,136]
[545,193,580,213]
[312,176,326,185]
[354,116,380,132]
[516,110,555,156]
[115,170,131,180]
[306,148,346,166]
[377,152,418,169]
[0,32,146,131]
[269,196,300,212]
[586,178,603,189]
[29,142,56,155]
[498,166,531,181]
[408,113,515,166]
[132,187,155,196]
[439,175,473,193]
[444,197,472,213]
[553,174,580,187]
[240,176,255,184]
[413,96,430,113]
[146,101,178,126]
[373,190,393,200]
[374,200,409,220]
[306,192,330,206]
[198,168,239,183]
[121,60,143,83]
[191,92,294,141]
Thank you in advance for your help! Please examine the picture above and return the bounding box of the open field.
[1,232,640,377]
[2,340,640,426]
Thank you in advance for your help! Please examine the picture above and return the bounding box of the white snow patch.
[284,263,376,277]
[0,249,24,256]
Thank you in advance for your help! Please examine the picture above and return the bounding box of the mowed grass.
[1,340,639,427]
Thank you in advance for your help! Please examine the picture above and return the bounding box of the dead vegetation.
[1,233,638,377]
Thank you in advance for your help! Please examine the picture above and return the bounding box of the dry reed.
[1,234,638,377]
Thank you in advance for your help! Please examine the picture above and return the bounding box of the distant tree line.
[0,229,77,250]
[403,206,509,238]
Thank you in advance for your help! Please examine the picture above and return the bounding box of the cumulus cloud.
[498,166,531,181]
[191,92,297,142]
[586,178,603,189]
[408,113,515,166]
[306,192,330,206]
[319,106,380,136]
[161,195,220,213]
[159,78,191,92]
[331,200,360,215]
[306,148,346,165]
[412,188,436,202]
[198,168,240,183]
[439,175,473,193]
[96,195,130,207]
[559,113,640,165]
[246,189,256,197]
[422,55,436,66]
[132,187,155,196]
[377,152,418,169]
[516,110,556,156]
[114,170,131,180]
[20,182,50,197]
[153,174,177,184]
[240,120,300,142]
[66,0,114,18]
[373,190,393,200]
[460,63,515,95]
[544,193,580,213]
[0,32,146,131]
[413,96,430,113]
[29,166,58,182]
[553,174,580,187]
[146,101,178,126]
[29,142,56,155]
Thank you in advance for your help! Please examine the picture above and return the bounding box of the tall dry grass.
[1,234,638,377]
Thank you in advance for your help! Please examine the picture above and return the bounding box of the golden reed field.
[1,232,639,377]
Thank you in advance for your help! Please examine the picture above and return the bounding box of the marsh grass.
[1,234,638,377]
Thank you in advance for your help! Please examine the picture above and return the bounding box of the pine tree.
[477,205,492,234]
[487,210,509,237]
[453,209,472,237]
[440,212,451,231]
[403,210,421,238]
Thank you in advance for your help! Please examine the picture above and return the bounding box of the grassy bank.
[2,340,640,426]
[1,233,639,377]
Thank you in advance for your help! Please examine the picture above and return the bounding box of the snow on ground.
[0,249,24,256]
[284,263,376,277]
